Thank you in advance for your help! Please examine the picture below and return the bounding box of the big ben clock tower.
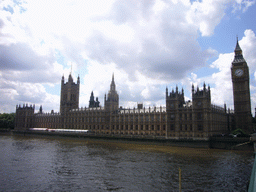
[231,38,252,133]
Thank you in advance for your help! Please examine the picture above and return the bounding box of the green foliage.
[0,113,15,129]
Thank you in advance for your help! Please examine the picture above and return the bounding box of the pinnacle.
[235,38,242,52]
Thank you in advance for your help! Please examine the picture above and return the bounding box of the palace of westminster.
[15,40,253,140]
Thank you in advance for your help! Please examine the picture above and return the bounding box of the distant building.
[16,40,253,139]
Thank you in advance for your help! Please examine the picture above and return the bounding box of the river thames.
[0,135,254,191]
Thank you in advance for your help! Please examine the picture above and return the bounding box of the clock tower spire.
[231,38,252,133]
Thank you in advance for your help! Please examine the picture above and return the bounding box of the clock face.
[235,69,244,77]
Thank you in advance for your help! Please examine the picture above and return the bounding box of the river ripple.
[0,135,254,192]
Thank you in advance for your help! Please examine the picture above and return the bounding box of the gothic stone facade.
[15,73,233,140]
[16,41,254,140]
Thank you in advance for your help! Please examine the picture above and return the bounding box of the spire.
[95,97,100,107]
[89,91,95,108]
[67,63,74,83]
[68,73,73,83]
[110,73,116,91]
[77,75,80,84]
[235,36,242,52]
[61,74,64,84]
[233,37,245,63]
[71,63,73,75]
[106,73,119,111]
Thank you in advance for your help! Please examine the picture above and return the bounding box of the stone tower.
[166,86,185,110]
[192,83,211,109]
[15,104,35,129]
[231,39,252,133]
[166,86,185,136]
[60,74,80,114]
[104,74,119,112]
[192,83,211,136]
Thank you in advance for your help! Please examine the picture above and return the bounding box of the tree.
[0,113,15,129]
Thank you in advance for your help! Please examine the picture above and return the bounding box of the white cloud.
[187,0,255,36]
[0,0,255,113]
[0,77,59,113]
[240,29,256,72]
[187,0,226,36]
[233,0,256,12]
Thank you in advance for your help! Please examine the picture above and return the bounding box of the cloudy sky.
[1,0,256,114]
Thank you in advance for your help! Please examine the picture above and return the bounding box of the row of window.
[35,118,61,123]
[64,115,166,123]
[109,124,166,131]
[170,124,203,131]
[62,116,167,123]
[65,124,167,131]
[111,115,166,122]
[34,112,208,124]
[63,94,77,101]
[170,113,203,120]
[65,117,105,123]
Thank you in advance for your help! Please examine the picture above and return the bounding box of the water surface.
[0,135,254,191]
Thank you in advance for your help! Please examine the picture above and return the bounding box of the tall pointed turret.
[68,73,73,83]
[39,105,43,114]
[233,37,245,64]
[110,73,116,91]
[89,91,95,108]
[235,37,242,52]
[77,75,80,84]
[105,73,119,112]
[62,75,64,84]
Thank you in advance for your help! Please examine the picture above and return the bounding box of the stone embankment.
[8,129,253,151]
